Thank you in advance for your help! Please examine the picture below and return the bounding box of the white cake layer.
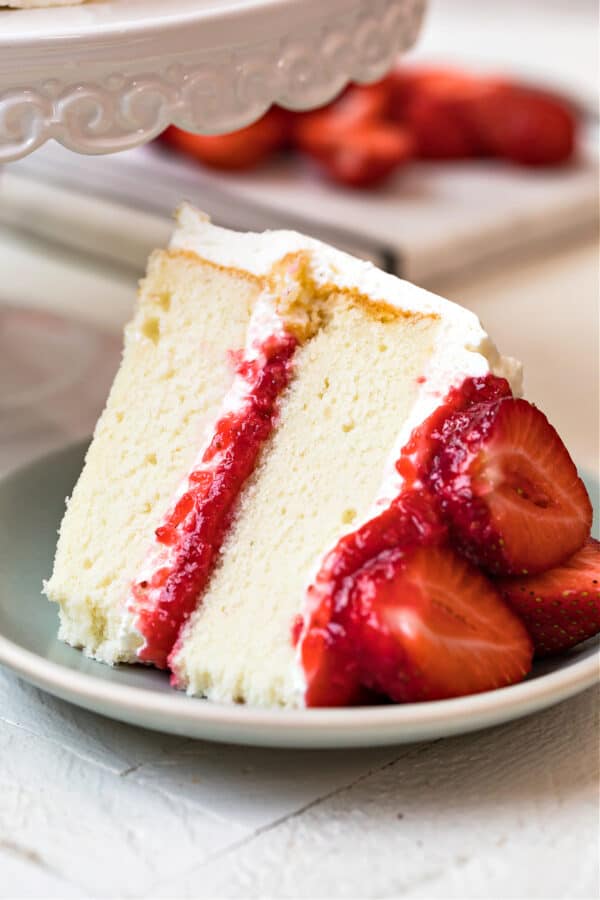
[44,250,260,662]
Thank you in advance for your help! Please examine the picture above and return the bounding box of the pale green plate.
[0,441,598,748]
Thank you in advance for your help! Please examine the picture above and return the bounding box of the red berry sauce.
[129,330,297,669]
[298,373,512,706]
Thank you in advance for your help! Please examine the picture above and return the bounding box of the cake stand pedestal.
[0,0,425,445]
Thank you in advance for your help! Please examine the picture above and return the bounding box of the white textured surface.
[0,664,598,899]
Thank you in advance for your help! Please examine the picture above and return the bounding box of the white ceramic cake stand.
[0,0,425,428]
[0,0,425,161]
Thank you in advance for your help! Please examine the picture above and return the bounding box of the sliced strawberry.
[496,537,600,656]
[328,78,396,124]
[428,398,593,576]
[292,108,348,160]
[389,67,577,166]
[465,84,577,166]
[301,489,446,707]
[346,544,533,702]
[291,77,395,147]
[388,67,481,117]
[401,92,476,160]
[389,68,502,160]
[397,374,513,488]
[160,106,290,171]
[292,86,414,189]
[300,120,414,188]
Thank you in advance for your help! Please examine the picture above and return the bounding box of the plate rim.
[0,631,598,747]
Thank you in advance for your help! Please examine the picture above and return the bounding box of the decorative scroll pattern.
[0,0,424,162]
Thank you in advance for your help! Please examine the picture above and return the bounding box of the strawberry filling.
[129,331,297,669]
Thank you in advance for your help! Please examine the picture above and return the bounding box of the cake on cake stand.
[0,0,425,441]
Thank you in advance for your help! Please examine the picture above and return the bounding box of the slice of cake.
[45,205,596,708]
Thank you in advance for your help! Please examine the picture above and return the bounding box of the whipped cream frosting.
[172,205,521,390]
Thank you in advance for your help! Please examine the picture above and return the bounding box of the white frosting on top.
[173,207,524,507]
[172,203,522,403]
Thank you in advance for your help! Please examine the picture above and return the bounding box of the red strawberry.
[389,68,502,160]
[301,489,446,707]
[160,106,290,171]
[389,67,577,167]
[465,84,577,166]
[428,398,593,576]
[401,92,476,160]
[292,107,349,160]
[328,78,396,124]
[345,544,533,702]
[497,538,600,656]
[388,67,482,117]
[291,77,395,145]
[298,119,414,188]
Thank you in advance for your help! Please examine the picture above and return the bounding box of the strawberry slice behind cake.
[45,205,597,708]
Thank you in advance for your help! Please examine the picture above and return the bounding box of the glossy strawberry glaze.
[298,373,512,706]
[129,331,297,669]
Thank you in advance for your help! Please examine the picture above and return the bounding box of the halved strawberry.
[299,120,414,188]
[301,489,446,707]
[388,67,483,119]
[291,78,395,147]
[160,106,290,171]
[292,108,349,162]
[465,84,576,166]
[346,544,533,702]
[401,92,476,160]
[389,68,503,160]
[428,398,593,576]
[327,78,396,124]
[497,537,600,656]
